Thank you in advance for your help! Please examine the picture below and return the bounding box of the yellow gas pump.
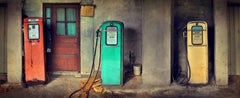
[187,21,208,84]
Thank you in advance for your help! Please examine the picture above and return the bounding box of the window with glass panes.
[44,4,78,37]
[56,8,76,36]
[44,7,52,50]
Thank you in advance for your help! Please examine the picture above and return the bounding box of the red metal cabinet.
[23,17,45,83]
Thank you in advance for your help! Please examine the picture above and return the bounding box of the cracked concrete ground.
[0,75,240,98]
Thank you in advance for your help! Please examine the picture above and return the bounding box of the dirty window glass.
[46,19,51,29]
[106,27,118,45]
[67,23,76,36]
[192,26,203,45]
[46,8,51,18]
[57,8,65,21]
[67,8,76,21]
[57,23,65,35]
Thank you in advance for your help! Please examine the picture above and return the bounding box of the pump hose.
[181,30,191,85]
[69,27,101,98]
[85,50,101,97]
[184,30,191,85]
[172,29,191,86]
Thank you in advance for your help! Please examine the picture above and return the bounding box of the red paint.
[50,36,80,71]
[24,17,45,82]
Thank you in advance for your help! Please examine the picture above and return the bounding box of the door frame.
[43,3,81,72]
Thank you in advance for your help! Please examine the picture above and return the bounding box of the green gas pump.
[101,21,124,85]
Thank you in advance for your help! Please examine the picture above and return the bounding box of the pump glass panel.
[192,26,203,45]
[106,27,118,45]
[28,24,40,40]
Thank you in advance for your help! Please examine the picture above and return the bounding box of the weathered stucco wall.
[81,17,94,74]
[214,0,228,85]
[142,0,171,85]
[24,0,42,17]
[7,0,22,83]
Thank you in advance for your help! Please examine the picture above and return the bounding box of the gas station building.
[0,0,238,86]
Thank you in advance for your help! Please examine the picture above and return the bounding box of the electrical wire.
[69,26,102,98]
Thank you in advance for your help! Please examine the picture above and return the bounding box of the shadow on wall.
[123,28,140,84]
[124,28,138,68]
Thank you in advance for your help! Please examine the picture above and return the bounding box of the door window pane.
[67,23,76,36]
[46,8,51,18]
[57,8,65,21]
[57,23,65,35]
[67,8,76,21]
[46,19,51,29]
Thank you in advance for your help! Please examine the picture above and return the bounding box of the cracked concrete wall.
[214,0,228,85]
[7,0,22,83]
[80,17,94,74]
[142,0,171,85]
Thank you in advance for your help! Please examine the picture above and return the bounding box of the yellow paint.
[187,21,208,84]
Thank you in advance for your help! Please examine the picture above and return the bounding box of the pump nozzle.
[96,29,101,37]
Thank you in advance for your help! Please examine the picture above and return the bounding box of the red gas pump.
[23,17,45,83]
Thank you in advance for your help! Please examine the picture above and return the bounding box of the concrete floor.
[0,75,240,98]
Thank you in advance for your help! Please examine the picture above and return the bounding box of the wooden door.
[44,4,80,71]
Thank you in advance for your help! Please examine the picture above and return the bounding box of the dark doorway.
[172,0,215,84]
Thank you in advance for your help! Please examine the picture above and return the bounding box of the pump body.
[23,17,46,83]
[187,21,208,84]
[101,21,124,85]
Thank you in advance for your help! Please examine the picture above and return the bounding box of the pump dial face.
[106,27,117,45]
[192,26,203,45]
[28,24,40,40]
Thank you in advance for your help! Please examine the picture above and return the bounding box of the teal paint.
[101,21,124,85]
